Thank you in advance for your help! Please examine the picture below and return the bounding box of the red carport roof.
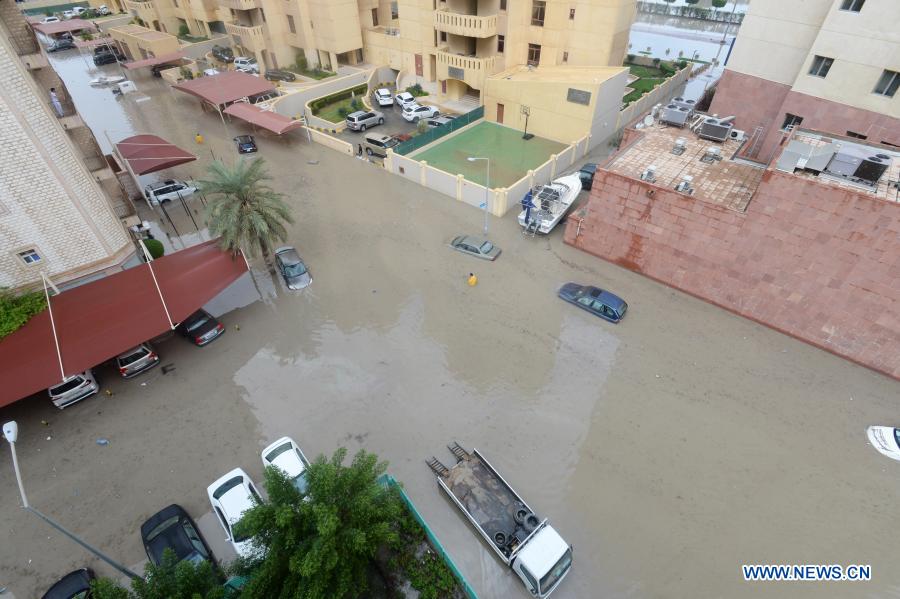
[172,71,275,106]
[122,51,185,70]
[32,19,96,35]
[115,134,196,175]
[0,240,247,408]
[223,102,305,135]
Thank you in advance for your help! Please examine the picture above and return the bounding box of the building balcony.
[433,9,497,38]
[217,0,259,11]
[124,0,154,11]
[224,22,268,53]
[436,50,501,89]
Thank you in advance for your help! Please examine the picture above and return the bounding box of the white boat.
[517,173,582,235]
[89,75,126,86]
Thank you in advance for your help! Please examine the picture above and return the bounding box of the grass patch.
[623,77,665,104]
[286,65,336,80]
[628,64,666,78]
[316,97,364,123]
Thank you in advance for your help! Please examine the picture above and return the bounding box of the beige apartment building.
[710,0,899,160]
[0,2,135,291]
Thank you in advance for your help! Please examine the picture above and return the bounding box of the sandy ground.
[1,55,900,599]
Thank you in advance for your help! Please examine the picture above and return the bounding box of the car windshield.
[264,442,293,462]
[51,377,84,394]
[385,138,400,148]
[237,136,251,143]
[213,476,243,500]
[186,314,210,332]
[618,303,627,318]
[146,515,179,542]
[479,241,493,253]
[540,548,573,594]
[119,347,148,366]
[284,262,307,277]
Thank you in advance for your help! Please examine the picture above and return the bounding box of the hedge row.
[310,84,369,115]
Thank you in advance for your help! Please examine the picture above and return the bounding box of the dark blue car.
[234,135,257,154]
[558,283,627,323]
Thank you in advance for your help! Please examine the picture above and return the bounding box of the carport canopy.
[224,102,305,135]
[0,240,248,408]
[115,134,196,175]
[172,71,275,107]
[123,52,185,70]
[32,19,97,35]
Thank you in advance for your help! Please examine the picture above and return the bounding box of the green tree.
[200,158,294,270]
[91,549,224,599]
[0,288,47,340]
[237,448,401,599]
[141,238,165,259]
[712,0,727,7]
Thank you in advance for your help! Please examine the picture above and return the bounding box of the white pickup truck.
[427,442,573,597]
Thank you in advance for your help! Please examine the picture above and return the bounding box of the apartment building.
[120,0,226,39]
[709,0,899,160]
[0,3,135,291]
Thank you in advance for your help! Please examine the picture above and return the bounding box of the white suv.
[47,370,99,409]
[402,103,439,122]
[144,180,197,206]
[373,88,393,107]
[233,57,259,73]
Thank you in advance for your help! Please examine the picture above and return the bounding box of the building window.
[808,55,833,78]
[873,69,899,97]
[527,43,541,66]
[287,15,295,33]
[569,7,575,19]
[846,131,867,140]
[531,1,545,26]
[440,31,447,42]
[497,34,504,53]
[371,8,378,26]
[391,1,398,20]
[563,51,568,62]
[839,0,864,11]
[17,248,42,265]
[500,0,506,10]
[781,113,803,131]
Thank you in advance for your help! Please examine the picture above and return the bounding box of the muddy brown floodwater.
[1,58,899,599]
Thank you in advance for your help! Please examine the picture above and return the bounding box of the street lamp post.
[2,422,141,580]
[467,156,490,236]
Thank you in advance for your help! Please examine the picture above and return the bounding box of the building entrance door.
[496,103,504,124]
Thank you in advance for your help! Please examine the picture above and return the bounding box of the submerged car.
[211,45,234,63]
[178,309,224,346]
[207,468,263,559]
[401,103,439,123]
[234,134,257,154]
[233,56,259,73]
[274,246,312,290]
[47,370,99,409]
[264,69,296,82]
[261,437,311,495]
[345,110,384,132]
[115,343,159,378]
[141,504,215,567]
[41,568,94,599]
[449,235,501,261]
[48,38,76,52]
[143,180,197,206]
[867,426,900,461]
[558,283,627,323]
[373,88,393,107]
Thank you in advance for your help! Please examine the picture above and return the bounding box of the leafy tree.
[712,0,728,7]
[237,448,401,599]
[91,549,224,599]
[200,158,294,270]
[142,238,165,259]
[0,288,47,340]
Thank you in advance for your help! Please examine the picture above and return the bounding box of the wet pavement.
[1,38,900,599]
[336,102,420,148]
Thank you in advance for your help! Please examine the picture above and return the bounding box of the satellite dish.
[643,115,654,127]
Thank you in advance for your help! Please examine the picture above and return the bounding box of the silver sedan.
[449,235,501,261]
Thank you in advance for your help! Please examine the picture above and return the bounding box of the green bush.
[338,106,350,118]
[310,83,369,115]
[178,23,189,37]
[626,53,635,63]
[712,0,727,7]
[652,57,661,67]
[0,289,47,340]
[295,54,307,71]
[677,59,688,69]
[142,239,164,260]
[350,97,361,111]
[406,83,428,97]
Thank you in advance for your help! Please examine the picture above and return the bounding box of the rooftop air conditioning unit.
[729,129,746,142]
[854,155,890,184]
[640,165,657,183]
[673,97,696,111]
[701,146,722,163]
[661,104,692,128]
[698,117,733,142]
[674,175,694,194]
[672,137,687,155]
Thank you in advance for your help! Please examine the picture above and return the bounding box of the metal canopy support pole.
[139,242,175,330]
[40,273,65,381]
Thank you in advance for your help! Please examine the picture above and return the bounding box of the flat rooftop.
[110,24,175,41]
[491,64,625,85]
[607,126,763,212]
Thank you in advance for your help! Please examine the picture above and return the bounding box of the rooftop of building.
[109,24,174,41]
[606,124,764,212]
[490,64,626,85]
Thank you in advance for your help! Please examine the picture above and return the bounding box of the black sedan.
[93,51,119,66]
[48,38,76,52]
[178,309,224,346]
[234,135,257,154]
[42,568,94,599]
[141,504,216,567]
[264,69,296,82]
[558,283,627,323]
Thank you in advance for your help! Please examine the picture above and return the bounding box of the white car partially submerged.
[206,468,263,559]
[261,437,311,495]
[867,426,900,461]
[373,88,393,107]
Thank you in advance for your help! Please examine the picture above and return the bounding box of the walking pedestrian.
[48,87,63,117]
[467,272,478,286]
[195,132,204,144]
[357,143,364,159]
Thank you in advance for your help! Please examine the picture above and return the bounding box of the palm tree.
[200,158,294,271]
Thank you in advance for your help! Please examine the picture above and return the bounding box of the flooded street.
[1,43,900,599]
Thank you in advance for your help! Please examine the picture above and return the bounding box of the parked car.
[261,437,311,495]
[234,134,257,154]
[42,568,94,599]
[93,51,119,66]
[274,246,312,290]
[96,4,111,15]
[115,343,159,378]
[249,90,278,104]
[866,426,900,461]
[373,88,393,107]
[394,91,415,108]
[233,57,259,73]
[211,45,234,63]
[48,38,76,52]
[144,180,197,206]
[426,115,455,129]
[93,44,123,58]
[558,283,627,323]
[141,504,216,567]
[41,15,61,23]
[577,163,598,191]
[178,309,224,346]
[402,103,439,123]
[207,468,263,559]
[264,69,296,82]
[71,6,87,15]
[449,235,501,261]
[362,133,399,158]
[345,110,384,132]
[47,370,99,409]
[202,68,221,77]
[61,9,75,19]
[234,67,257,75]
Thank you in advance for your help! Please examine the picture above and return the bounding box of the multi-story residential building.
[710,0,899,160]
[120,0,226,40]
[0,3,136,291]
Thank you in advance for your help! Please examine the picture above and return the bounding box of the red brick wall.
[565,167,900,380]
[708,70,791,141]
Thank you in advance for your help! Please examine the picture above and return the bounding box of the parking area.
[335,100,420,148]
